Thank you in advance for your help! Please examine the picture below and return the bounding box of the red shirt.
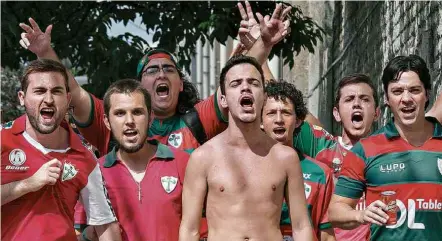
[77,141,189,241]
[75,93,226,156]
[1,115,116,241]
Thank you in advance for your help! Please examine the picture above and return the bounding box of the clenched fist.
[27,158,62,192]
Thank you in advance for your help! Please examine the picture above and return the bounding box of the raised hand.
[27,158,62,192]
[19,17,53,56]
[256,3,292,47]
[237,1,261,51]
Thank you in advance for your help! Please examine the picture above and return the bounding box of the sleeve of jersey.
[293,122,336,159]
[317,169,334,230]
[335,143,367,199]
[80,164,117,226]
[174,150,190,184]
[72,93,110,156]
[194,93,227,140]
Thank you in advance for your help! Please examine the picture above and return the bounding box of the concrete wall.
[289,1,442,135]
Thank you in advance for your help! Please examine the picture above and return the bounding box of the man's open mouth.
[156,83,169,97]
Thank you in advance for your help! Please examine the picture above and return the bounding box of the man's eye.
[145,68,159,74]
[164,66,176,73]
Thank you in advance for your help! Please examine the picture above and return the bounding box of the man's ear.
[104,114,111,131]
[18,91,25,106]
[220,94,228,109]
[333,106,342,123]
[295,118,303,129]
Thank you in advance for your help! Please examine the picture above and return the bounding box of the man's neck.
[117,142,157,173]
[25,118,69,150]
[394,118,434,147]
[340,131,360,147]
[152,110,175,120]
[226,116,265,147]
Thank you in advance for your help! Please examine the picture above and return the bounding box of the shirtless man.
[179,55,313,241]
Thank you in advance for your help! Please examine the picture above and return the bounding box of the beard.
[25,106,60,134]
[111,124,149,154]
[119,141,145,153]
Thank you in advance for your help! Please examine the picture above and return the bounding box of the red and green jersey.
[335,117,442,241]
[293,122,369,240]
[74,93,227,156]
[280,154,334,240]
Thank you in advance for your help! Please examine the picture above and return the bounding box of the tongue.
[41,112,54,119]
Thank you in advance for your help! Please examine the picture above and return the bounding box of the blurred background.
[2,1,441,136]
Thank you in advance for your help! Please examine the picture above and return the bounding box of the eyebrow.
[146,64,175,68]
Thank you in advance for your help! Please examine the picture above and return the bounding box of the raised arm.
[19,18,92,123]
[283,147,313,241]
[179,148,209,241]
[2,159,61,205]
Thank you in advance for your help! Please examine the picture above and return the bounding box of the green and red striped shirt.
[335,117,442,241]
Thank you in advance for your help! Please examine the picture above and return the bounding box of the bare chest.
[207,150,287,196]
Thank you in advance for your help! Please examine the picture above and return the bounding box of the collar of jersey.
[9,115,85,152]
[103,139,175,168]
[384,116,442,139]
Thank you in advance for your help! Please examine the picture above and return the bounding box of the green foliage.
[1,1,323,98]
[1,67,25,123]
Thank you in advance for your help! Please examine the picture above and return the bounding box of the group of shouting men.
[2,2,442,241]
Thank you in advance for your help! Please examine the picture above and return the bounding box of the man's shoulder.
[270,142,300,163]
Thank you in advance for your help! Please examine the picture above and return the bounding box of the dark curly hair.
[264,80,308,121]
[176,74,201,115]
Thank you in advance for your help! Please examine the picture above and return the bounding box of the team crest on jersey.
[168,132,183,148]
[161,176,178,193]
[0,120,14,130]
[438,158,442,175]
[332,158,342,173]
[9,149,26,166]
[61,162,78,182]
[304,183,311,199]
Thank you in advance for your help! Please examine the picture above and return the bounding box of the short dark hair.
[219,55,264,95]
[382,55,431,108]
[21,59,69,93]
[103,79,152,117]
[265,80,308,121]
[334,73,378,108]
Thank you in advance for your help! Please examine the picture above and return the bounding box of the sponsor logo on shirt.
[168,132,183,148]
[379,163,405,173]
[304,182,311,199]
[5,149,29,171]
[303,173,311,179]
[161,176,178,193]
[61,162,78,181]
[437,158,442,175]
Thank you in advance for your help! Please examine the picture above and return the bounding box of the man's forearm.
[329,203,362,230]
[246,38,272,65]
[320,228,336,241]
[1,179,33,205]
[293,226,314,241]
[178,225,200,241]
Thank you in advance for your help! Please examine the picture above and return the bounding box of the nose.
[125,113,135,125]
[275,111,284,124]
[240,81,251,93]
[401,90,413,103]
[157,67,167,78]
[43,92,54,104]
[352,98,362,108]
